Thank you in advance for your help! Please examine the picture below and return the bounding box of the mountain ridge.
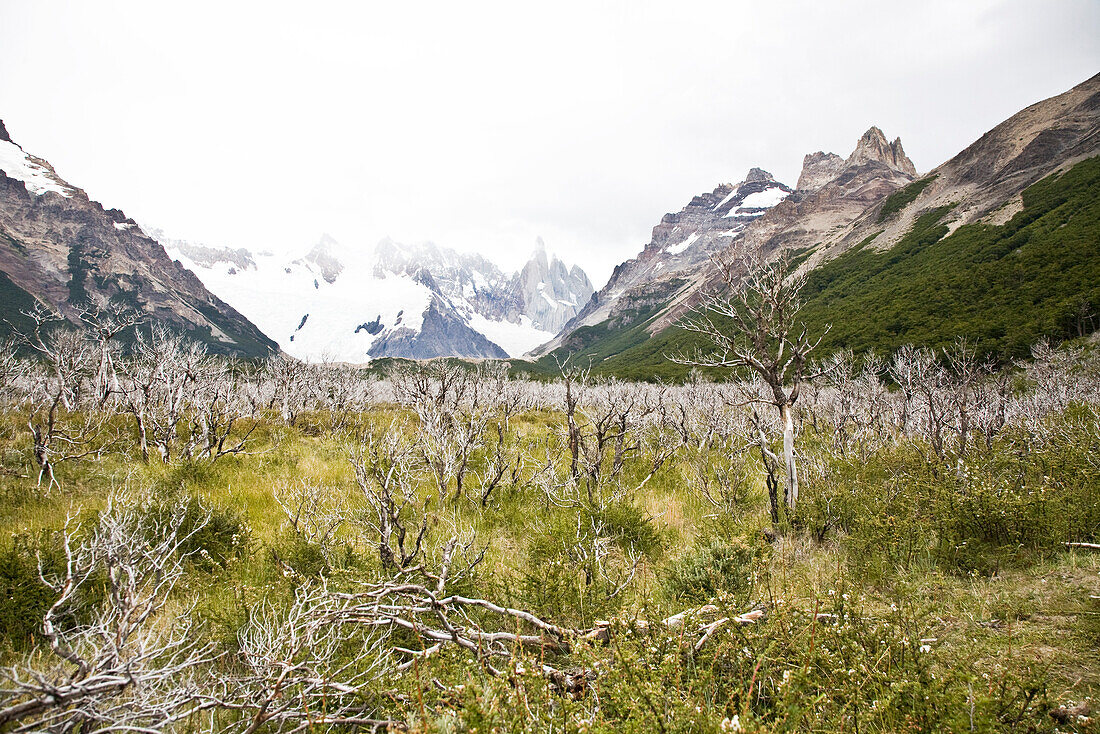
[0,124,277,356]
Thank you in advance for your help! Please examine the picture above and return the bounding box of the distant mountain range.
[2,72,1096,369]
[160,232,593,361]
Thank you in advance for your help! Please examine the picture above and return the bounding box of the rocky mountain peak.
[745,167,775,183]
[303,233,344,283]
[796,152,846,192]
[0,120,10,144]
[846,126,917,175]
[795,128,916,193]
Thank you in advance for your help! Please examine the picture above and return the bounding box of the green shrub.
[661,537,762,605]
[145,489,249,571]
[0,533,60,648]
[876,175,938,222]
[517,511,639,625]
[273,534,329,578]
[585,501,663,556]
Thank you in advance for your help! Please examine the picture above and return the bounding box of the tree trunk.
[781,403,798,511]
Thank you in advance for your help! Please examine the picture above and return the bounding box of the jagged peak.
[845,126,916,175]
[744,167,776,183]
[796,127,916,192]
[0,120,10,144]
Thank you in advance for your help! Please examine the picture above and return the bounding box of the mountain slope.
[530,73,1100,379]
[532,125,917,363]
[0,121,277,356]
[532,168,793,355]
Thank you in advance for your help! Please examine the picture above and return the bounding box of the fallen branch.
[1064,542,1100,551]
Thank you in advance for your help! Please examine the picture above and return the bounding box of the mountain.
[532,168,793,355]
[0,121,277,356]
[164,233,594,362]
[531,73,1100,379]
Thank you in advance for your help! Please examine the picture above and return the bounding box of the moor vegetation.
[0,299,1097,733]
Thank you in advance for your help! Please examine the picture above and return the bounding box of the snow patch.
[114,222,135,231]
[736,188,788,210]
[466,313,555,357]
[170,247,430,363]
[0,139,74,197]
[666,232,699,255]
[713,187,739,211]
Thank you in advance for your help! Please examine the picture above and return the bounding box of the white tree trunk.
[781,403,798,510]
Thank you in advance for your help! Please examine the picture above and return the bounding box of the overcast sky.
[1,1,1097,285]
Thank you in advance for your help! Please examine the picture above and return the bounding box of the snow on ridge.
[736,187,788,211]
[0,139,74,197]
[171,246,431,363]
[712,186,739,211]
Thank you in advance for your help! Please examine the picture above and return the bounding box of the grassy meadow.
[0,347,1098,732]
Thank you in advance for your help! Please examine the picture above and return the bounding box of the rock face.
[0,123,277,356]
[796,152,846,192]
[166,232,594,361]
[543,73,1100,368]
[533,168,793,355]
[511,239,594,334]
[367,296,509,360]
[818,71,1100,261]
[301,233,343,283]
[646,125,918,332]
[844,126,917,176]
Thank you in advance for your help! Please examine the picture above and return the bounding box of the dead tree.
[0,491,216,730]
[211,584,395,733]
[186,358,260,462]
[77,304,143,408]
[266,355,315,427]
[390,361,491,501]
[674,255,829,517]
[351,420,431,571]
[16,307,114,489]
[120,325,207,463]
[274,480,352,560]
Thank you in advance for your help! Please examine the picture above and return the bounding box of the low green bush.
[661,537,763,605]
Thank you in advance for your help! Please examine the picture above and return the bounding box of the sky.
[1,1,1097,287]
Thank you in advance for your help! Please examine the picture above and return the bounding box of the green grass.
[0,396,1097,731]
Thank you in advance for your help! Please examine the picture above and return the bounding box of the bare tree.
[274,480,352,559]
[674,255,829,516]
[120,325,208,463]
[77,304,143,407]
[16,306,116,489]
[211,584,395,733]
[266,355,315,427]
[186,358,261,462]
[391,361,492,501]
[0,491,216,730]
[351,420,431,571]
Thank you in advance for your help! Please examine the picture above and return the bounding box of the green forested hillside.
[537,156,1100,380]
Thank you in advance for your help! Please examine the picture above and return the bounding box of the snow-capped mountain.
[161,232,594,362]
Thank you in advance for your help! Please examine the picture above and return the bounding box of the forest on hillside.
[0,304,1097,732]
